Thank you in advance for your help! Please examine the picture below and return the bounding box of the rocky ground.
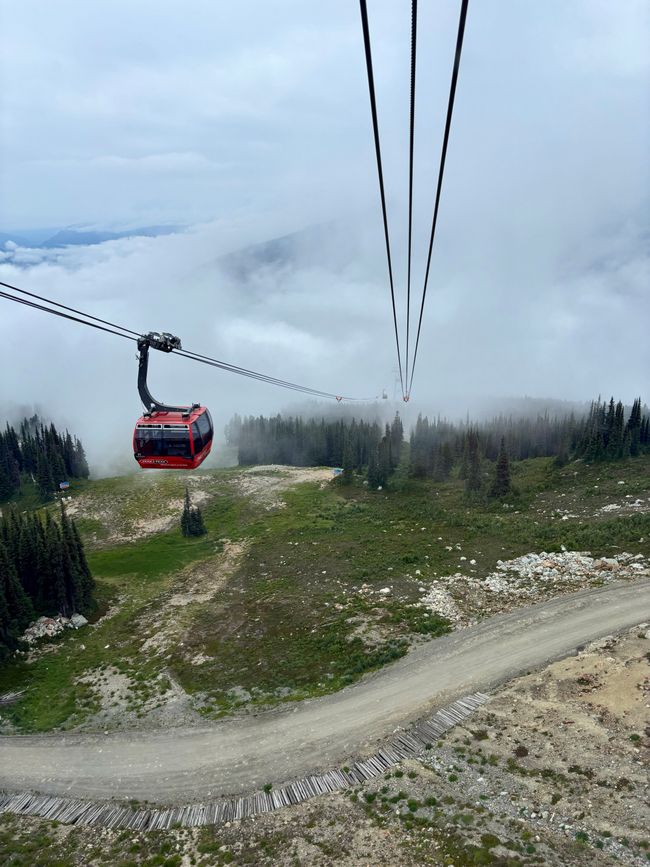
[415,550,649,627]
[2,624,648,866]
[230,465,337,510]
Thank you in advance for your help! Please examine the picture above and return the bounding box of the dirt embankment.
[3,625,648,866]
[231,465,336,510]
[205,624,650,866]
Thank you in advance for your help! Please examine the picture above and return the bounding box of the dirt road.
[2,579,648,804]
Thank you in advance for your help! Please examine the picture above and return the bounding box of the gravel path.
[1,579,648,805]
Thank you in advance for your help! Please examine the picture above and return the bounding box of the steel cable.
[0,278,140,337]
[407,0,469,396]
[358,0,405,398]
[405,0,418,394]
[0,285,371,401]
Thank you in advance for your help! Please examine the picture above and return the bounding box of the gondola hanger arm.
[137,332,198,416]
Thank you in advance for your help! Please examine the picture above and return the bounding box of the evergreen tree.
[341,435,354,485]
[390,413,403,467]
[431,443,454,482]
[0,542,34,634]
[181,487,207,537]
[181,488,192,537]
[490,438,512,498]
[626,397,642,457]
[35,450,55,499]
[377,435,391,488]
[190,505,207,536]
[0,570,12,660]
[45,516,69,615]
[228,396,649,487]
[71,520,95,612]
[441,442,455,477]
[367,446,380,490]
[465,431,482,496]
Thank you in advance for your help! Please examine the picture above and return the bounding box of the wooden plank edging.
[0,692,489,829]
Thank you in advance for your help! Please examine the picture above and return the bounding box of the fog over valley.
[1,0,648,473]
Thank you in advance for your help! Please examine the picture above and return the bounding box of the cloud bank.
[0,1,647,473]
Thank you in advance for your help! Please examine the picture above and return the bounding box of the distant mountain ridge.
[0,225,181,249]
[218,223,358,281]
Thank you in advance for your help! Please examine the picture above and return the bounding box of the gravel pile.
[418,551,649,625]
[21,613,88,644]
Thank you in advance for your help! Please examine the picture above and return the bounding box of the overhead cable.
[405,0,418,393]
[0,284,370,401]
[407,0,469,395]
[0,278,139,338]
[358,0,405,399]
[0,289,138,343]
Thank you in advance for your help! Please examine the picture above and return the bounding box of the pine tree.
[627,397,642,457]
[181,488,192,537]
[367,446,380,490]
[45,516,69,615]
[490,438,512,498]
[181,488,207,537]
[0,570,12,659]
[390,413,403,468]
[72,438,89,478]
[190,505,207,536]
[341,435,354,485]
[17,516,39,600]
[59,504,84,613]
[71,520,95,612]
[431,443,454,482]
[377,435,391,488]
[441,442,455,477]
[465,430,482,496]
[33,516,49,611]
[0,542,34,632]
[35,450,55,500]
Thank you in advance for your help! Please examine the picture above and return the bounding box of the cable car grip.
[137,332,198,417]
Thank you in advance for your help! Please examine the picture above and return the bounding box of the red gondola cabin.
[132,331,214,470]
[133,406,213,470]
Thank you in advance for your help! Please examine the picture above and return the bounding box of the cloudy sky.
[0,0,648,471]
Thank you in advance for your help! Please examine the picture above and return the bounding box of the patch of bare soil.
[75,666,199,732]
[140,540,249,659]
[65,474,213,545]
[408,624,649,865]
[72,542,248,732]
[232,465,336,510]
[168,540,248,608]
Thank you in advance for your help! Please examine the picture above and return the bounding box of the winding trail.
[1,580,648,805]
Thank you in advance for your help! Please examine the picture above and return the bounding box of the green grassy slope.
[1,456,648,732]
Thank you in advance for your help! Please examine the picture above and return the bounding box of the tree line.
[231,396,648,492]
[573,397,649,462]
[0,505,95,661]
[0,415,89,503]
[236,414,404,474]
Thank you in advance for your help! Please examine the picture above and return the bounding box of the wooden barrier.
[0,692,489,829]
